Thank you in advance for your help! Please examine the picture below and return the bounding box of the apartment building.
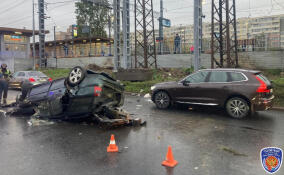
[280,17,284,48]
[129,14,284,53]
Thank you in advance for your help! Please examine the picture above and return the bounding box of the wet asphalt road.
[0,91,284,175]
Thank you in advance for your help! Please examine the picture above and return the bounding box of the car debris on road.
[0,66,146,128]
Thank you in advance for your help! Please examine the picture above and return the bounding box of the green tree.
[75,0,109,38]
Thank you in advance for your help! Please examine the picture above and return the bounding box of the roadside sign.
[162,18,171,27]
[11,35,22,41]
[72,24,78,37]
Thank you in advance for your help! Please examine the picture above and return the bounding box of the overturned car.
[5,67,144,127]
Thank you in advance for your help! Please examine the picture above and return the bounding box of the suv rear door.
[205,71,232,105]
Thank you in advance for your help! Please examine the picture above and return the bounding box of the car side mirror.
[182,81,190,86]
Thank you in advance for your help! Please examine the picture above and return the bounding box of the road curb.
[272,107,284,111]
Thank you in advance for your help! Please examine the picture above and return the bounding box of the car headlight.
[151,86,156,91]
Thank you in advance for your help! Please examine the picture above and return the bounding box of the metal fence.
[155,34,284,55]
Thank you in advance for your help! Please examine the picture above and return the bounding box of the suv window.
[229,72,247,82]
[185,71,209,83]
[256,74,271,86]
[208,71,229,82]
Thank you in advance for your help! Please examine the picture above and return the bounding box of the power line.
[0,0,27,15]
[0,15,33,26]
[0,0,76,27]
[272,0,284,9]
[46,0,77,5]
[47,2,75,11]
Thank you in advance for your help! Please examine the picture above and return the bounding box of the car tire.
[226,97,250,119]
[67,66,86,87]
[154,91,171,109]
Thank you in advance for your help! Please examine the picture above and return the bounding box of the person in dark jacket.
[0,64,12,105]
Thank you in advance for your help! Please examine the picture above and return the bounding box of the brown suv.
[150,69,274,119]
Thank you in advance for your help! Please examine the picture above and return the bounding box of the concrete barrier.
[14,51,284,71]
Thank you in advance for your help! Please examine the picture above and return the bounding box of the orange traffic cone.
[107,134,119,153]
[162,146,178,168]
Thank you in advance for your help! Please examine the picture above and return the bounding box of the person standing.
[174,34,181,54]
[190,45,194,54]
[0,64,12,105]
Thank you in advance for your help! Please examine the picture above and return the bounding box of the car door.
[174,71,210,103]
[65,77,94,116]
[205,71,231,105]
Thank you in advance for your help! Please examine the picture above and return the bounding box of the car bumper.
[9,82,22,89]
[253,95,274,111]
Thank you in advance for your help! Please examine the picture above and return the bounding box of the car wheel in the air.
[226,97,250,119]
[67,66,86,87]
[154,91,171,109]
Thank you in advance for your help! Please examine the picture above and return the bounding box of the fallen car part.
[93,107,146,127]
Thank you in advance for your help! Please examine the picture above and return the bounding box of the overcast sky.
[1,0,284,41]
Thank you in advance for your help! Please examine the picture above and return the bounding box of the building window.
[4,43,27,52]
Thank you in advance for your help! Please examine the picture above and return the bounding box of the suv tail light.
[29,78,36,82]
[255,76,270,93]
[94,86,102,97]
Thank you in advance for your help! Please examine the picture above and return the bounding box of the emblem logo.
[261,147,283,174]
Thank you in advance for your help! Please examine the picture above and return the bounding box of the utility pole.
[159,0,163,55]
[122,0,131,69]
[38,0,46,68]
[54,26,57,68]
[32,0,36,70]
[194,0,202,71]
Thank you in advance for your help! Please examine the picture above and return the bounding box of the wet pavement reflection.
[0,91,283,175]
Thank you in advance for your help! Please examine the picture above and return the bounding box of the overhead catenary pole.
[38,0,46,68]
[211,0,238,68]
[108,14,112,56]
[54,26,57,68]
[134,0,157,68]
[193,0,202,71]
[113,0,121,71]
[159,0,163,55]
[32,0,36,70]
[122,0,130,69]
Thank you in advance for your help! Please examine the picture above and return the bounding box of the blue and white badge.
[261,147,283,174]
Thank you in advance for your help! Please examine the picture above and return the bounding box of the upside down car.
[5,66,144,127]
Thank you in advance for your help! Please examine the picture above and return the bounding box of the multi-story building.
[129,14,284,53]
[280,17,284,48]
